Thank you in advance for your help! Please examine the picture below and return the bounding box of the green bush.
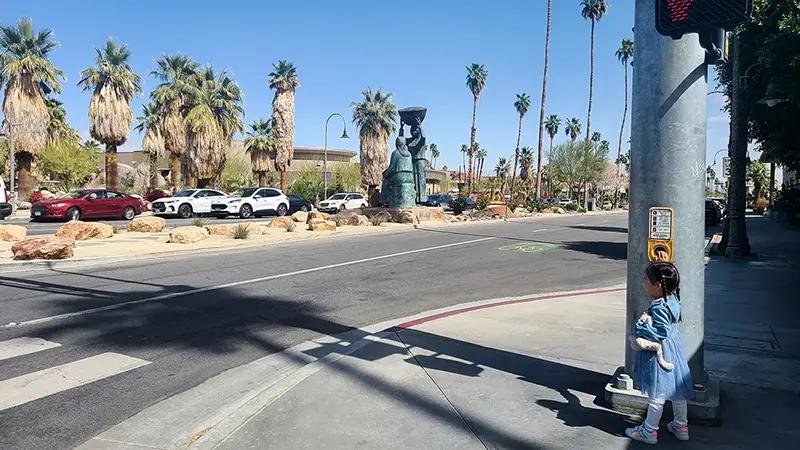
[565,203,579,212]
[220,152,256,192]
[475,195,491,211]
[451,198,471,215]
[38,140,97,192]
[577,206,587,213]
[526,199,545,212]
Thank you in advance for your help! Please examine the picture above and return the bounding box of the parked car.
[317,193,368,213]
[151,189,228,218]
[0,176,11,220]
[423,194,454,209]
[210,187,289,219]
[30,189,142,222]
[558,198,576,207]
[705,199,723,226]
[287,194,313,213]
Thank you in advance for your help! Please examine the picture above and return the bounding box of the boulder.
[308,218,337,231]
[128,216,167,233]
[267,217,295,231]
[205,224,235,236]
[55,221,114,240]
[487,205,512,217]
[335,209,363,219]
[427,211,454,223]
[168,226,210,244]
[306,211,331,223]
[12,237,75,260]
[397,211,419,224]
[0,224,28,242]
[291,211,309,223]
[344,214,370,227]
[542,206,565,215]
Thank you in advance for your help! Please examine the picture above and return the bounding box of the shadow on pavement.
[567,225,628,234]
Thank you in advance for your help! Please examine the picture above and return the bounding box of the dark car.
[31,189,142,222]
[705,199,723,226]
[287,194,313,213]
[423,194,454,209]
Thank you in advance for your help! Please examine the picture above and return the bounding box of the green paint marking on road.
[499,242,562,253]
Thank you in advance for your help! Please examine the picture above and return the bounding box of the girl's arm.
[635,303,672,341]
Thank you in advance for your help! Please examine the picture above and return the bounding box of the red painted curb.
[392,287,626,330]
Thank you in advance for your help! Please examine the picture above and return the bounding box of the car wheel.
[300,204,309,212]
[360,203,367,209]
[277,204,288,217]
[122,206,136,220]
[339,204,346,212]
[239,204,253,219]
[178,204,193,219]
[66,207,81,221]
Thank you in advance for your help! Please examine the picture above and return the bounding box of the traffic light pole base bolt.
[603,367,721,425]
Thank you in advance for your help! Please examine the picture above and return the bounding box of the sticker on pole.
[648,207,675,262]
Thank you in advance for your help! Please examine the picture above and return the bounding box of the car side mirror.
[85,196,94,202]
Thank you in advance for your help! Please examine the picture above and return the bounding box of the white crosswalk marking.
[0,337,61,361]
[0,352,151,411]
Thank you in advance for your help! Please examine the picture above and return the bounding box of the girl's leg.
[644,397,666,431]
[672,399,688,427]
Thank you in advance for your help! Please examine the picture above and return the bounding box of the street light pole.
[324,113,349,200]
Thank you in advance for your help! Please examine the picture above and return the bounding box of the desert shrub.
[232,223,251,239]
[451,198,470,215]
[565,203,579,212]
[190,218,207,228]
[475,195,491,211]
[333,215,347,227]
[578,206,587,213]
[526,199,545,212]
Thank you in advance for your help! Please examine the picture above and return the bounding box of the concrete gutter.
[0,255,137,274]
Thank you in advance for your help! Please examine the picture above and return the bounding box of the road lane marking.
[0,337,61,361]
[0,352,151,411]
[531,229,548,233]
[4,237,496,328]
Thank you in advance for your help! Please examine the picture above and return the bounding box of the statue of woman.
[380,136,416,208]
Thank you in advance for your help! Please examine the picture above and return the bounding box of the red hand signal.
[667,0,696,22]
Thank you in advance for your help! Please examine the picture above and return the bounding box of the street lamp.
[324,113,349,200]
[711,149,726,166]
[756,83,788,108]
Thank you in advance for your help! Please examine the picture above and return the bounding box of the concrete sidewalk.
[78,216,799,450]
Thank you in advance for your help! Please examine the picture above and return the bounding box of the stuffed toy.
[629,311,674,371]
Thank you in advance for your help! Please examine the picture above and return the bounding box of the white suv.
[152,189,228,218]
[318,193,368,213]
[0,176,12,220]
[210,187,289,219]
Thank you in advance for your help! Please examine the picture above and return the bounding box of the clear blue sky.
[3,0,729,174]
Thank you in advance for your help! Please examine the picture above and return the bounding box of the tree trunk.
[720,33,751,258]
[616,58,629,208]
[537,0,552,200]
[16,152,33,202]
[185,174,196,188]
[105,144,119,191]
[769,163,776,206]
[197,178,212,188]
[511,115,523,203]
[280,170,288,193]
[259,172,267,187]
[149,152,159,191]
[169,154,181,192]
[468,97,478,193]
[586,19,595,140]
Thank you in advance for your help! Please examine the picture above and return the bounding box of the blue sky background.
[2,0,730,175]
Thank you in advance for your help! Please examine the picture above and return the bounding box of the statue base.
[362,206,445,223]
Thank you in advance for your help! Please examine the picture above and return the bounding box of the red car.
[30,189,142,222]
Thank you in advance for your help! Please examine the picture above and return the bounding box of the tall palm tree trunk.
[537,0,552,200]
[468,97,478,193]
[616,59,629,208]
[169,154,181,191]
[586,19,595,140]
[105,144,119,191]
[461,151,466,191]
[149,152,159,191]
[511,115,523,202]
[259,172,267,187]
[16,152,33,201]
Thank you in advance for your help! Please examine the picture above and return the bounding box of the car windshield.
[172,190,196,198]
[328,194,347,200]
[231,188,258,197]
[60,191,89,199]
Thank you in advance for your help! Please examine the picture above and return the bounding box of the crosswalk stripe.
[0,337,61,362]
[0,352,151,411]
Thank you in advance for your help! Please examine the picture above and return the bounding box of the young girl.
[626,262,695,445]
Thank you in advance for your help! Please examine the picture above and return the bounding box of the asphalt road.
[5,214,278,236]
[0,212,642,449]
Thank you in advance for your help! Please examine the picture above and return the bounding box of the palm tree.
[580,0,610,139]
[544,114,561,157]
[495,157,511,197]
[616,38,634,177]
[81,139,100,152]
[565,117,582,142]
[151,54,199,189]
[244,118,277,187]
[182,67,244,188]
[465,63,488,193]
[520,146,535,188]
[268,60,300,193]
[459,144,468,186]
[747,160,769,200]
[45,97,79,145]
[591,131,602,142]
[511,92,531,200]
[0,18,65,200]
[78,38,143,191]
[430,143,439,169]
[351,87,398,198]
[478,148,488,180]
[134,101,165,191]
[536,0,554,200]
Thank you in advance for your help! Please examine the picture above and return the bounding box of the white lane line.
[0,352,151,411]
[0,337,61,361]
[4,237,495,329]
[531,229,548,233]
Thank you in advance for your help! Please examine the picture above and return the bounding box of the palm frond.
[465,63,488,98]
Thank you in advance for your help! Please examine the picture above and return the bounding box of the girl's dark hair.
[645,262,681,301]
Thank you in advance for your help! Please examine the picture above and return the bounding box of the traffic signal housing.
[656,0,753,39]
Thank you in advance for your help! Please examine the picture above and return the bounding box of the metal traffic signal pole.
[626,0,708,386]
